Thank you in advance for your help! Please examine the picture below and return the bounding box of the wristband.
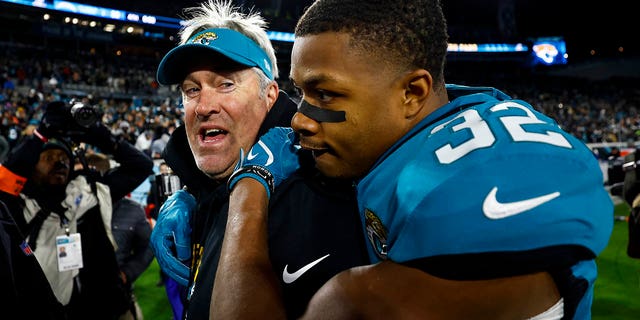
[227,165,275,198]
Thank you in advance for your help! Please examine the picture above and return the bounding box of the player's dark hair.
[295,0,448,86]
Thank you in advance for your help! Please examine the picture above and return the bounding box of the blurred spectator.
[48,75,59,89]
[85,152,154,320]
[146,161,186,320]
[135,129,153,157]
[622,148,640,259]
[114,121,137,146]
[607,147,625,186]
[3,74,14,91]
[150,125,169,159]
[0,134,8,162]
[2,113,22,149]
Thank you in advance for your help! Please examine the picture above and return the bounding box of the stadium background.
[1,0,639,319]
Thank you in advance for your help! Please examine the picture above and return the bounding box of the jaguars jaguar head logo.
[364,208,388,260]
[190,31,218,45]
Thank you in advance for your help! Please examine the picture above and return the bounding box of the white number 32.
[431,101,572,164]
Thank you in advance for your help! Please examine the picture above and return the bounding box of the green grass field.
[593,203,640,319]
[134,203,640,320]
[134,259,174,319]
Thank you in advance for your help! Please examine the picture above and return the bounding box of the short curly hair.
[295,0,448,86]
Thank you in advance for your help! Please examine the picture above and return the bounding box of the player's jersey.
[357,84,613,319]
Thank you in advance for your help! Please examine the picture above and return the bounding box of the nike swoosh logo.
[247,141,274,166]
[483,187,560,219]
[247,148,259,160]
[282,254,330,284]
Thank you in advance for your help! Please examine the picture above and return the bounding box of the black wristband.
[227,165,275,195]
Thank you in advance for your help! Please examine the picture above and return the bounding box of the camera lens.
[70,102,98,128]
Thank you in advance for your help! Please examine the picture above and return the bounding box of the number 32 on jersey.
[431,101,572,164]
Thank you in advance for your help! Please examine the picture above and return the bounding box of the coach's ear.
[265,80,279,112]
[402,69,432,120]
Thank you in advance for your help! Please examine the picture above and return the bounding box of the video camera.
[68,99,103,128]
[157,173,182,205]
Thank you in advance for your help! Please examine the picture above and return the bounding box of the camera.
[158,173,182,199]
[69,101,102,128]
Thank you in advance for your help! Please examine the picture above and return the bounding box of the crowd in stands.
[0,42,166,101]
[502,77,640,146]
[446,60,640,148]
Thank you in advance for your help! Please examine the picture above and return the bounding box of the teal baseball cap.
[157,28,274,85]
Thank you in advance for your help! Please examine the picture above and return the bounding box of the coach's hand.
[227,127,301,199]
[150,189,195,287]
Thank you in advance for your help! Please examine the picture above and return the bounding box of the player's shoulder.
[432,91,595,168]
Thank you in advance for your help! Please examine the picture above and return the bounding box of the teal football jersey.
[357,84,613,319]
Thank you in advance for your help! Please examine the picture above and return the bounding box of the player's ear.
[402,69,432,119]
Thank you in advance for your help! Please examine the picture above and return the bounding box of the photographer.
[0,100,154,319]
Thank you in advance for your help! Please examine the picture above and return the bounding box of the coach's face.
[180,62,278,181]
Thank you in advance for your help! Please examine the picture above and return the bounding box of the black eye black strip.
[298,100,346,123]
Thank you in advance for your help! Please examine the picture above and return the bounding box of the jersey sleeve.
[390,146,612,262]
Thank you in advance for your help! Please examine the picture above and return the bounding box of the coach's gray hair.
[178,0,279,79]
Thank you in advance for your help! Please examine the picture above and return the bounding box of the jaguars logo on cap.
[191,31,218,45]
[364,208,388,260]
[263,59,271,73]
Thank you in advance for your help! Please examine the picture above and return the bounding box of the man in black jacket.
[0,101,153,319]
[85,152,154,320]
[150,1,368,319]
